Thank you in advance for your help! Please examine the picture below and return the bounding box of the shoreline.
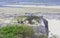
[0,5,60,9]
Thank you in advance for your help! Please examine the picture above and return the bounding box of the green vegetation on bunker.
[0,24,34,38]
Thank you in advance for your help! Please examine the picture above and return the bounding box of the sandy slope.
[47,19,60,38]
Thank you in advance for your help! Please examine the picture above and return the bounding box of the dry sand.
[0,6,60,15]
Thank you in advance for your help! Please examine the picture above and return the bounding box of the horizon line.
[2,5,60,9]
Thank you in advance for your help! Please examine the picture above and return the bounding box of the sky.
[0,0,60,6]
[0,0,60,2]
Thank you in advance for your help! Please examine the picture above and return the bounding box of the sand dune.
[0,6,60,15]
